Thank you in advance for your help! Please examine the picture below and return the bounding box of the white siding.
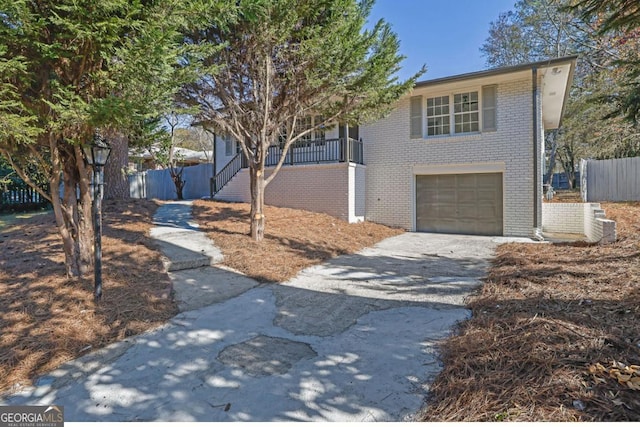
[361,77,537,237]
[214,134,238,174]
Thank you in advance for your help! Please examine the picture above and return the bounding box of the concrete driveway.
[1,202,525,422]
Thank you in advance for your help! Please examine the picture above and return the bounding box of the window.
[295,116,313,145]
[453,92,479,133]
[314,115,325,141]
[426,95,450,136]
[293,116,328,146]
[224,136,234,156]
[412,86,496,138]
[223,135,240,155]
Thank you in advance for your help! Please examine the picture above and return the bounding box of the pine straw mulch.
[191,199,403,283]
[420,202,640,422]
[0,198,400,397]
[0,200,177,396]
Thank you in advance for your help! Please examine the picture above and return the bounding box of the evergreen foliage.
[0,0,216,276]
[181,0,424,240]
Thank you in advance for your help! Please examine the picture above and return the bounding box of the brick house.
[212,56,577,238]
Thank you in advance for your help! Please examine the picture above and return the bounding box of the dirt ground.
[0,200,177,395]
[191,199,403,282]
[0,199,402,396]
[420,201,640,421]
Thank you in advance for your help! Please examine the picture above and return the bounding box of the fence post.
[579,159,587,202]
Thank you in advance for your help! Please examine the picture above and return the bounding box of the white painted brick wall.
[214,169,250,202]
[361,77,537,237]
[541,203,584,234]
[541,202,617,243]
[584,203,617,244]
[215,163,353,221]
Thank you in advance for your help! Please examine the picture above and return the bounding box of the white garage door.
[416,173,503,236]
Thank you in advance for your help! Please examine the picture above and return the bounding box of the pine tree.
[0,0,203,277]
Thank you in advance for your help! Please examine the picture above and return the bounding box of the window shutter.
[482,85,497,132]
[410,95,423,138]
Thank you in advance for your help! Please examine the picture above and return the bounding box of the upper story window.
[411,85,497,139]
[426,96,450,136]
[453,92,479,133]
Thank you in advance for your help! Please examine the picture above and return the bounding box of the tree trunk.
[49,138,95,278]
[50,144,79,278]
[249,165,265,241]
[103,130,130,200]
[558,145,576,190]
[170,166,185,200]
[544,132,558,185]
[559,161,574,189]
[74,146,94,273]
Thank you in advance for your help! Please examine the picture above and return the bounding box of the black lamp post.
[83,130,111,302]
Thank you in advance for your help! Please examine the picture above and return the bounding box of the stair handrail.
[213,152,246,194]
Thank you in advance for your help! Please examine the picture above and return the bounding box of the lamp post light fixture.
[83,130,112,302]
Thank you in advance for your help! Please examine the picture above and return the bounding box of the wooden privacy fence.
[129,163,215,200]
[580,157,640,202]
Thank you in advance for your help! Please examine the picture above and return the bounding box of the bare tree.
[182,0,423,241]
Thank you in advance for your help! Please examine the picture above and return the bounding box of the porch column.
[342,123,349,162]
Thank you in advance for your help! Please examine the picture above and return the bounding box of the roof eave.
[413,55,579,89]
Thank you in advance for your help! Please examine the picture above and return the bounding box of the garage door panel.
[438,204,458,217]
[416,172,503,236]
[437,192,457,203]
[477,207,501,220]
[436,175,456,189]
[456,204,478,220]
[477,191,498,202]
[457,190,477,203]
[457,174,477,187]
[430,219,460,234]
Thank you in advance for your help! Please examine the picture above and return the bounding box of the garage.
[415,172,503,236]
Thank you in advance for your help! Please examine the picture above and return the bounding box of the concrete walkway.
[1,201,530,422]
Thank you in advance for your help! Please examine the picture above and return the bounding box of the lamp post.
[83,130,112,302]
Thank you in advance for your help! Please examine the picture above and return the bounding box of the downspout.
[212,132,217,176]
[211,132,217,198]
[532,67,540,233]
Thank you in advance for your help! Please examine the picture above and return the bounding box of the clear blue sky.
[368,0,517,81]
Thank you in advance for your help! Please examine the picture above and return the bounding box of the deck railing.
[213,137,363,194]
[211,151,247,195]
[265,137,363,166]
